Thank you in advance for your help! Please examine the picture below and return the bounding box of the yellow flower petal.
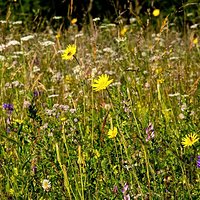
[62,44,77,60]
[193,38,198,45]
[108,127,117,139]
[153,9,160,17]
[92,74,113,91]
[71,18,77,25]
[181,133,199,147]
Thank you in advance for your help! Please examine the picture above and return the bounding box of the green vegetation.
[0,5,200,200]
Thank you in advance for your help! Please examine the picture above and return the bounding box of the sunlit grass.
[0,13,200,200]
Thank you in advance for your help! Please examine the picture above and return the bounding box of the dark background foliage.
[0,0,199,31]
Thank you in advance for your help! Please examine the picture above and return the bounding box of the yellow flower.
[153,9,160,17]
[71,18,77,25]
[193,37,198,45]
[56,32,61,39]
[157,78,164,84]
[181,133,199,147]
[108,127,117,139]
[92,74,113,91]
[120,26,128,37]
[94,149,100,159]
[42,179,51,192]
[61,117,66,122]
[9,189,14,195]
[62,44,76,60]
[13,119,23,124]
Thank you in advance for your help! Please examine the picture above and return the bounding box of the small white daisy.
[42,179,51,192]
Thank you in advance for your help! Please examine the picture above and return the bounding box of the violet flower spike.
[197,155,200,168]
[113,185,118,193]
[122,183,129,194]
[3,103,14,114]
[146,123,155,141]
[124,194,131,200]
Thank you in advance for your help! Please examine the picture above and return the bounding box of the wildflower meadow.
[0,5,200,200]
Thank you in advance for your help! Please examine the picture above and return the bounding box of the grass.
[0,13,200,199]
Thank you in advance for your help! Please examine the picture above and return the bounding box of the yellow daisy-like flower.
[153,9,160,17]
[181,133,199,147]
[56,32,61,39]
[108,127,117,139]
[71,18,77,25]
[92,74,113,91]
[62,44,76,60]
[65,74,73,84]
[120,26,128,37]
[193,37,198,45]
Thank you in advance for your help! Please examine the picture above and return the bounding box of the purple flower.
[32,166,37,174]
[122,183,129,194]
[113,185,118,193]
[197,156,200,168]
[122,183,130,200]
[145,123,155,141]
[124,194,130,200]
[33,90,41,97]
[2,103,14,114]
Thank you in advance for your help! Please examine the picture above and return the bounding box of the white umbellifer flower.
[168,93,180,97]
[75,33,84,38]
[115,37,127,43]
[129,17,137,24]
[12,21,22,25]
[103,47,114,54]
[6,40,20,47]
[91,67,97,78]
[0,44,6,51]
[42,179,51,192]
[190,24,198,29]
[48,94,59,98]
[0,20,7,24]
[21,35,35,42]
[53,16,62,19]
[33,66,40,73]
[39,41,55,47]
[93,17,100,22]
[13,51,24,55]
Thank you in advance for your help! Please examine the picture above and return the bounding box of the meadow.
[0,11,200,200]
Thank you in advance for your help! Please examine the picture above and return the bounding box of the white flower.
[53,16,62,20]
[0,44,6,51]
[93,17,100,22]
[75,33,84,38]
[33,66,40,73]
[190,24,198,29]
[13,51,24,55]
[6,40,20,47]
[42,179,51,192]
[129,17,137,24]
[21,35,35,42]
[12,21,22,25]
[168,93,180,97]
[48,94,59,98]
[103,47,114,54]
[40,41,55,47]
[0,20,7,24]
[179,113,185,120]
[115,37,127,43]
